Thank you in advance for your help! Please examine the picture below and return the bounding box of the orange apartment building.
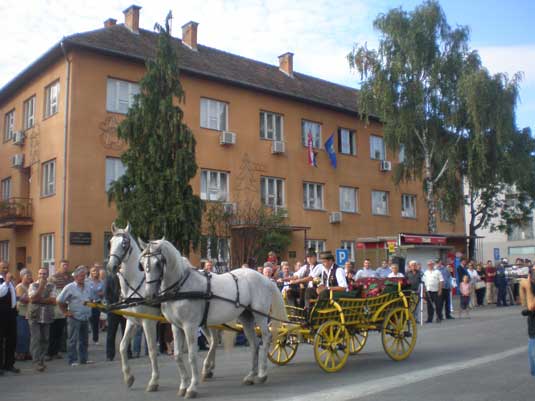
[0,5,466,276]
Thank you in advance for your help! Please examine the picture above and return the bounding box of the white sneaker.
[70,362,79,367]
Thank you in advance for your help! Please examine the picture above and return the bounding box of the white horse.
[140,239,287,398]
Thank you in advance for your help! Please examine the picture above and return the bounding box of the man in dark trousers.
[0,261,20,374]
[48,260,72,359]
[104,273,131,361]
[495,262,508,307]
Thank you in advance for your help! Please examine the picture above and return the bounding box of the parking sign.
[336,249,349,266]
[493,248,500,261]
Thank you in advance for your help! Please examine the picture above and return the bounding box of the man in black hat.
[316,251,348,298]
[288,249,321,307]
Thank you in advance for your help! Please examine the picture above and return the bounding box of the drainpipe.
[60,40,71,260]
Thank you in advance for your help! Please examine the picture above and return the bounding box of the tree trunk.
[424,154,437,233]
[467,194,477,261]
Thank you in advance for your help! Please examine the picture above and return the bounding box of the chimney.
[182,21,199,50]
[104,18,117,28]
[123,5,141,33]
[278,52,294,77]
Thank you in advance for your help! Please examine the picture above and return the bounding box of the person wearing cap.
[422,260,444,323]
[57,265,93,366]
[288,249,322,307]
[316,251,348,297]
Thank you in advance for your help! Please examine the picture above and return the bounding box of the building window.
[0,241,8,263]
[201,170,229,201]
[338,128,356,155]
[306,240,326,255]
[4,110,15,142]
[301,120,321,148]
[106,78,140,114]
[41,159,56,197]
[508,246,535,256]
[44,81,60,118]
[508,221,534,241]
[401,194,417,218]
[341,240,355,262]
[260,176,284,208]
[23,96,36,130]
[339,186,358,213]
[1,178,11,201]
[438,200,453,222]
[201,236,230,269]
[372,190,389,215]
[200,98,228,131]
[103,231,113,262]
[105,157,126,191]
[370,135,385,160]
[398,144,406,163]
[303,182,324,210]
[41,233,55,270]
[260,111,283,141]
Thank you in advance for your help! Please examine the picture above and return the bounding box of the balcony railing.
[0,197,33,228]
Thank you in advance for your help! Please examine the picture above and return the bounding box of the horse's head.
[140,239,167,300]
[106,222,133,276]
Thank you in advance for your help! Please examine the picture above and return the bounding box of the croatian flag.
[307,131,317,167]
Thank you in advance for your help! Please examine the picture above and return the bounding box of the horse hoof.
[185,390,198,399]
[177,388,186,397]
[243,377,255,385]
[202,370,213,380]
[257,375,267,384]
[146,384,158,392]
[126,376,135,388]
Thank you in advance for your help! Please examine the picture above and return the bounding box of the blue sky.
[1,0,533,130]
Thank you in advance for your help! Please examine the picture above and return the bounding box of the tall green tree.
[108,12,203,254]
[348,1,475,233]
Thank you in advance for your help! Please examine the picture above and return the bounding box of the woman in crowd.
[15,269,32,361]
[475,263,487,306]
[467,261,480,308]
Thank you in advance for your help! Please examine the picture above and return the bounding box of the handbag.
[475,281,486,290]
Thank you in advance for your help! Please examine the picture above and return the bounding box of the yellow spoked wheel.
[348,329,368,355]
[268,332,299,366]
[381,307,417,361]
[313,321,350,373]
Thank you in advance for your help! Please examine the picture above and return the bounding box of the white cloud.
[478,45,535,84]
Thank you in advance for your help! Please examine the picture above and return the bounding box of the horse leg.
[255,316,271,384]
[201,327,216,380]
[183,325,200,398]
[239,313,259,385]
[143,319,160,392]
[172,325,189,398]
[120,319,136,388]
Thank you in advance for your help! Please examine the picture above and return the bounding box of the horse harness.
[109,232,145,303]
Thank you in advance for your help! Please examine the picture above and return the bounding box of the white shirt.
[388,272,405,278]
[293,264,311,280]
[467,269,480,284]
[308,264,324,288]
[422,269,444,292]
[355,268,377,279]
[0,274,17,308]
[319,265,348,289]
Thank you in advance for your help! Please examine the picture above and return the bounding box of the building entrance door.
[16,246,26,271]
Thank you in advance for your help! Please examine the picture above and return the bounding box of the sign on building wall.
[70,232,92,245]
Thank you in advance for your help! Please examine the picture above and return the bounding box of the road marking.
[282,346,527,401]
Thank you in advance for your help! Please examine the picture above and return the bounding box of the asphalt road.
[2,304,533,401]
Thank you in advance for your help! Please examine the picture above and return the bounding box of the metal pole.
[419,282,424,327]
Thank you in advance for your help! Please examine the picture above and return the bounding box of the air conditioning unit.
[219,131,236,145]
[329,211,342,224]
[271,140,285,154]
[380,160,392,172]
[13,131,25,146]
[222,202,237,215]
[11,154,24,168]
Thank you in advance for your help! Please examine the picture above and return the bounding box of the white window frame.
[508,246,535,256]
[105,157,126,191]
[341,240,355,262]
[44,81,60,118]
[0,241,9,263]
[1,177,11,201]
[201,169,229,202]
[41,159,56,197]
[339,128,356,155]
[106,78,140,114]
[401,194,417,218]
[303,182,324,210]
[301,120,322,149]
[339,186,358,213]
[41,233,55,271]
[372,190,389,216]
[398,144,406,163]
[370,135,386,160]
[200,98,228,131]
[4,109,15,142]
[23,96,36,130]
[202,236,230,264]
[261,176,285,208]
[260,111,283,141]
[306,240,326,255]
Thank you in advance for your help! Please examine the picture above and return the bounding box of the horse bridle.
[109,233,145,300]
[142,246,191,299]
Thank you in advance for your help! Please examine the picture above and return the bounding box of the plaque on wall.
[70,232,92,245]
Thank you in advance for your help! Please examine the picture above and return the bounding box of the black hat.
[319,251,335,261]
[306,248,317,257]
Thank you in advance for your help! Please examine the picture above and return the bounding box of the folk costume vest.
[322,264,340,288]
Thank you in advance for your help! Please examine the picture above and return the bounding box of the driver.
[316,251,348,299]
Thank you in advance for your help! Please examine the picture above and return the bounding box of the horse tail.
[269,283,288,337]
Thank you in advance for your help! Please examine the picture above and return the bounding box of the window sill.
[260,137,284,142]
[339,152,358,157]
[401,215,417,220]
[341,211,360,215]
[40,193,56,199]
[303,208,326,212]
[200,126,227,133]
[106,110,128,116]
[43,112,58,122]
[372,213,390,217]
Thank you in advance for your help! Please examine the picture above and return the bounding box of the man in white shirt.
[355,259,377,280]
[287,250,321,307]
[0,261,20,374]
[422,260,444,323]
[317,251,348,298]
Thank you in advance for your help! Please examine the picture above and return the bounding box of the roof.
[0,24,369,118]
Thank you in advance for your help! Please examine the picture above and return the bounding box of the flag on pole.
[324,133,337,168]
[307,131,317,167]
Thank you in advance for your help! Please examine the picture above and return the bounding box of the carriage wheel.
[348,329,368,355]
[313,321,350,373]
[268,333,299,366]
[381,307,417,361]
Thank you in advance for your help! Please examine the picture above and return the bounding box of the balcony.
[0,198,33,228]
